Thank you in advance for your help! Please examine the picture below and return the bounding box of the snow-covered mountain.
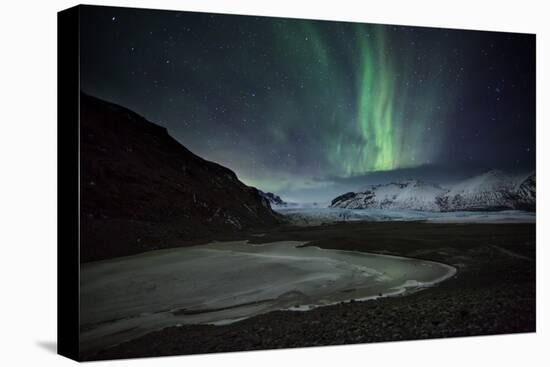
[330,170,535,212]
[438,170,518,211]
[258,190,287,207]
[511,173,536,211]
[331,180,446,211]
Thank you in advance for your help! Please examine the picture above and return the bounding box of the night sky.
[80,6,535,202]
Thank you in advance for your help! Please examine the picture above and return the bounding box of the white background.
[0,0,548,365]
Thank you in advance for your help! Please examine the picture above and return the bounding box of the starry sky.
[80,5,535,202]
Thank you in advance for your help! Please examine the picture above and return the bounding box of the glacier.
[274,207,535,225]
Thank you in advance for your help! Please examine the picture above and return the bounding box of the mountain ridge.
[258,190,287,207]
[80,92,280,262]
[330,170,535,212]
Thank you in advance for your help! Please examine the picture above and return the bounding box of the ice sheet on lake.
[80,240,455,354]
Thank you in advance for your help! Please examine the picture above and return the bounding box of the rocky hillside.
[331,170,535,212]
[258,191,287,207]
[511,173,536,211]
[80,93,280,262]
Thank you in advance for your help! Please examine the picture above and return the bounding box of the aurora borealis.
[338,25,443,174]
[80,6,535,202]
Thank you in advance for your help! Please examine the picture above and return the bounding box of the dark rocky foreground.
[84,222,536,361]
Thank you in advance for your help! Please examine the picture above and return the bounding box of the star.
[80,7,535,198]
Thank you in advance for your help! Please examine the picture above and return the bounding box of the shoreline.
[80,240,456,354]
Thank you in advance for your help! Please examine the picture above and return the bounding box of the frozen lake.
[80,240,455,354]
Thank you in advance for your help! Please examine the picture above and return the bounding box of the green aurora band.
[80,8,535,201]
[332,24,442,175]
[188,20,449,194]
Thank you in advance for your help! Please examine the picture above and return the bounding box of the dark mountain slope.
[258,190,287,206]
[80,93,280,262]
[511,173,536,211]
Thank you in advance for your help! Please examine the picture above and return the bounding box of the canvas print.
[68,5,535,361]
